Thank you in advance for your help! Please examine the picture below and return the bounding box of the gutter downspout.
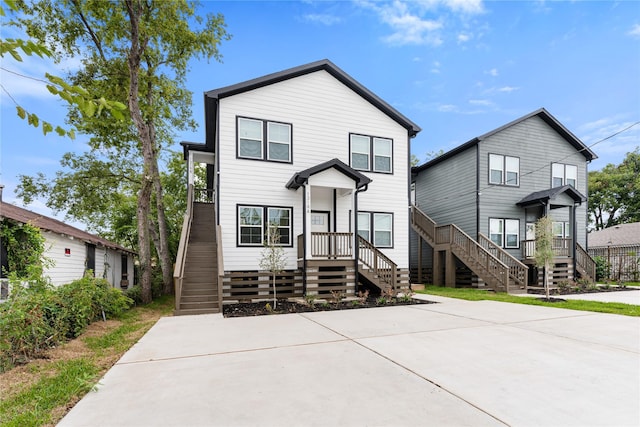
[354,183,369,294]
[302,184,307,295]
[572,201,578,280]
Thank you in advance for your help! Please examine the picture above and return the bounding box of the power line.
[419,120,640,203]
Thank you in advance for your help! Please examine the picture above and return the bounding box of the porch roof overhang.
[285,158,372,190]
[516,185,586,208]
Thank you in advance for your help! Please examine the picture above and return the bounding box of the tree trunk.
[126,0,154,303]
[151,160,174,295]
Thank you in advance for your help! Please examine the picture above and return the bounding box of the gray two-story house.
[410,108,597,292]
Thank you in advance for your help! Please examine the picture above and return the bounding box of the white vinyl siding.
[489,154,519,186]
[218,70,410,270]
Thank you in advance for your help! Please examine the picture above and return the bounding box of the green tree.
[16,0,229,303]
[588,148,640,230]
[1,1,125,138]
[534,216,554,300]
[259,223,287,309]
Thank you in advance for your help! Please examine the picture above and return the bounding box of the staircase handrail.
[576,242,596,282]
[173,183,194,312]
[478,233,528,290]
[357,235,397,290]
[449,225,510,292]
[410,204,437,243]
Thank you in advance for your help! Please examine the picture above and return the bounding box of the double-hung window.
[350,134,393,173]
[357,212,393,247]
[489,218,519,249]
[489,154,519,186]
[238,117,292,162]
[551,163,577,188]
[238,205,292,246]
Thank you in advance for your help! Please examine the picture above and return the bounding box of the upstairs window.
[238,117,291,163]
[552,163,577,188]
[489,154,519,186]
[489,218,519,249]
[350,134,393,173]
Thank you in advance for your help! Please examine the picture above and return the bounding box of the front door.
[311,211,330,257]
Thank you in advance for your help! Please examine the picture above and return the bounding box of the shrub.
[594,256,610,281]
[0,276,132,372]
[124,285,144,305]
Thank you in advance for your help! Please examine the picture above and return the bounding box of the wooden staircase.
[174,202,220,315]
[411,205,528,293]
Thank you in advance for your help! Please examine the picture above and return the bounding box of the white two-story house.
[175,60,421,314]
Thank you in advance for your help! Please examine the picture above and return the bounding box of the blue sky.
[1,0,639,225]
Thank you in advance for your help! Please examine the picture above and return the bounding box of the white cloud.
[469,99,492,106]
[431,60,441,73]
[486,68,498,77]
[303,14,342,26]
[457,33,471,43]
[437,103,458,112]
[628,24,640,38]
[416,0,484,15]
[497,86,519,93]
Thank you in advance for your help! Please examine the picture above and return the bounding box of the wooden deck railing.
[358,236,397,290]
[410,205,437,243]
[449,225,510,292]
[304,232,353,258]
[194,187,214,203]
[522,238,572,259]
[173,184,194,312]
[478,233,528,290]
[576,243,596,281]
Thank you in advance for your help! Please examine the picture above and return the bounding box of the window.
[350,134,393,173]
[552,163,577,188]
[358,212,393,247]
[237,205,292,246]
[489,154,519,186]
[237,117,291,162]
[489,218,519,249]
[552,222,571,238]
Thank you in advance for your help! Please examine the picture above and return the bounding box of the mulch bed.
[223,297,434,317]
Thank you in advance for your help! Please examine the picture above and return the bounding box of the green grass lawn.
[417,286,640,317]
[0,295,174,427]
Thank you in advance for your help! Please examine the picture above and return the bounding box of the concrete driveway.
[59,295,640,427]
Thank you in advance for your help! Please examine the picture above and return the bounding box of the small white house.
[0,201,136,292]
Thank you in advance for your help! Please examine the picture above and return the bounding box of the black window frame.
[551,162,578,188]
[489,217,520,249]
[349,133,394,174]
[237,204,293,247]
[488,153,520,187]
[236,116,293,164]
[357,211,394,248]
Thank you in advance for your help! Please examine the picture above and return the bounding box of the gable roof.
[0,202,135,254]
[413,108,597,173]
[286,158,372,190]
[516,185,586,207]
[205,59,421,137]
[588,222,640,248]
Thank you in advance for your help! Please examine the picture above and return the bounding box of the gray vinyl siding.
[478,115,589,253]
[414,147,477,233]
[411,147,477,272]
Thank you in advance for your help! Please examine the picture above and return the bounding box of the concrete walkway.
[59,296,640,426]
